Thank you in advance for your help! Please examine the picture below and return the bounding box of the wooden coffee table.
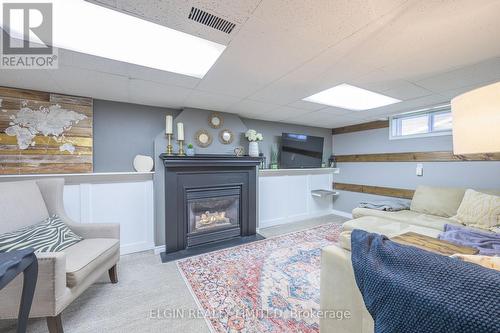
[391,232,479,256]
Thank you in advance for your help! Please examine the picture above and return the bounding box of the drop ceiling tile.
[350,69,433,100]
[0,69,58,93]
[58,49,201,89]
[228,99,280,116]
[126,65,201,89]
[286,110,358,127]
[127,79,191,109]
[437,79,500,100]
[89,0,262,45]
[244,113,285,122]
[57,49,129,76]
[312,107,354,117]
[287,100,327,111]
[252,0,408,50]
[196,15,327,98]
[248,57,375,105]
[184,90,241,112]
[340,2,500,81]
[359,94,450,119]
[48,66,130,101]
[413,57,500,93]
[270,106,315,121]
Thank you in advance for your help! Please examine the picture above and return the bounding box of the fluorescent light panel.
[2,0,226,78]
[303,84,401,110]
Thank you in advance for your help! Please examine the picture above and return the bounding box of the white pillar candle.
[165,115,173,134]
[177,122,184,140]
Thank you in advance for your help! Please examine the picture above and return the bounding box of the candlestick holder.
[165,133,173,155]
[177,139,185,156]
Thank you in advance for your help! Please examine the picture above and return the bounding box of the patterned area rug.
[177,223,342,333]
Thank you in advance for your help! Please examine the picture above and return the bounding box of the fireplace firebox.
[186,187,241,247]
[160,155,261,261]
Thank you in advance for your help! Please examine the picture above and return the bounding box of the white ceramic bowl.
[133,155,154,172]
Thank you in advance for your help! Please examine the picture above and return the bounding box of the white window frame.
[389,104,452,140]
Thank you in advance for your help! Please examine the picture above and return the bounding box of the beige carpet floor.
[0,214,346,333]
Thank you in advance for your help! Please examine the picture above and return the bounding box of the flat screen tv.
[280,133,324,169]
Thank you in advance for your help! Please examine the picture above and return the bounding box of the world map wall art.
[0,86,93,174]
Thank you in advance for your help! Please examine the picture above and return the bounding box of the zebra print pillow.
[0,215,83,253]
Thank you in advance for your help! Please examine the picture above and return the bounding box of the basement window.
[390,105,452,140]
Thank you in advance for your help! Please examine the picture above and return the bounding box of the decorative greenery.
[245,129,263,142]
[270,144,279,169]
[188,143,194,149]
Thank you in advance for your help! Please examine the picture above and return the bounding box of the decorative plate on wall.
[219,129,234,144]
[208,112,224,129]
[194,129,213,148]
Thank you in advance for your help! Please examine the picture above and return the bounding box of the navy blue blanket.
[351,230,500,333]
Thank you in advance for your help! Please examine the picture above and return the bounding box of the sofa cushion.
[341,217,443,251]
[352,207,462,231]
[408,213,462,230]
[410,186,466,217]
[454,189,500,231]
[343,216,414,237]
[64,238,119,288]
[0,215,82,253]
[352,207,421,221]
[0,181,49,233]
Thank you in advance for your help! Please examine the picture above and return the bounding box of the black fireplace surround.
[159,154,261,261]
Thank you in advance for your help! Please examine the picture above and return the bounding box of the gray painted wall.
[242,118,333,166]
[93,100,335,246]
[332,127,500,213]
[93,100,333,171]
[173,108,248,155]
[93,100,180,172]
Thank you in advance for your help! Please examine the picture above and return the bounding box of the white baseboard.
[120,242,155,255]
[259,210,347,229]
[330,209,352,219]
[153,245,165,255]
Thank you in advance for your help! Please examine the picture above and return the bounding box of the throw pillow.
[454,189,500,231]
[0,215,83,253]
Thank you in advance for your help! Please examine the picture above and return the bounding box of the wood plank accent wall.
[0,86,93,174]
[334,183,415,199]
[332,120,389,135]
[334,151,500,162]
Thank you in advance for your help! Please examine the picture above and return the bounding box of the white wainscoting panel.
[63,180,155,255]
[258,172,334,228]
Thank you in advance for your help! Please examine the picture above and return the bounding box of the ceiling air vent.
[188,7,236,34]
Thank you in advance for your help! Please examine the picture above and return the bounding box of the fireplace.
[159,154,261,260]
[186,187,241,247]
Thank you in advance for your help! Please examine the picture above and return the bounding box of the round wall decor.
[194,129,213,148]
[208,112,224,129]
[219,129,234,144]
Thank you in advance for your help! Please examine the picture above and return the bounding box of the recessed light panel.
[2,0,226,78]
[303,84,401,110]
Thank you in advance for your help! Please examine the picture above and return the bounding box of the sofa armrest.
[0,252,67,318]
[67,223,120,239]
[320,245,373,333]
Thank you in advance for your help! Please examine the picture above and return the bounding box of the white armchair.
[0,178,120,333]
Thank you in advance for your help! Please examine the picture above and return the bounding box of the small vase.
[186,148,195,156]
[248,141,259,157]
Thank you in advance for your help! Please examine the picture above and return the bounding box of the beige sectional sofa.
[320,186,498,333]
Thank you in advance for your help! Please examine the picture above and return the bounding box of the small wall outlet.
[416,163,424,176]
